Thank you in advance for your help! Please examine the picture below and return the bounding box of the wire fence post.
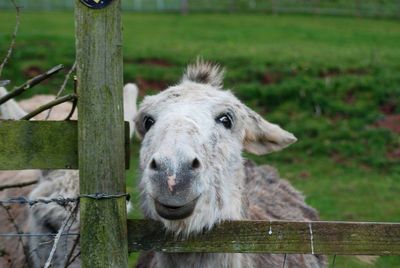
[314,0,320,15]
[74,0,128,267]
[229,0,236,13]
[398,0,400,19]
[355,0,361,17]
[156,0,164,10]
[271,0,278,15]
[181,0,188,14]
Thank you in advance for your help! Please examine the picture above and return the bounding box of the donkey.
[0,84,138,268]
[135,60,326,268]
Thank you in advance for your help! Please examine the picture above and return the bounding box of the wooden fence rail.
[128,220,400,255]
[0,120,130,170]
[0,121,78,170]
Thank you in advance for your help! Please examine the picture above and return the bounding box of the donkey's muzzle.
[154,196,200,220]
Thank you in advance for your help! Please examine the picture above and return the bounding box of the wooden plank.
[75,0,129,267]
[0,120,78,170]
[127,219,400,255]
[0,120,130,170]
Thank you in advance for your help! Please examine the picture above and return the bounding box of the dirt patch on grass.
[376,114,400,134]
[331,152,348,165]
[135,77,168,96]
[380,101,397,115]
[319,68,340,78]
[346,68,369,76]
[387,147,400,160]
[319,68,369,78]
[330,113,350,124]
[298,171,311,180]
[343,90,356,104]
[260,71,282,85]
[137,58,173,67]
[23,66,43,78]
[125,58,174,67]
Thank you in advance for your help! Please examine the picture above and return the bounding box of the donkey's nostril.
[191,158,201,169]
[150,159,158,170]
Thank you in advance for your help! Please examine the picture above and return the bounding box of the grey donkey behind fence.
[0,61,326,267]
[0,84,138,268]
[135,60,326,268]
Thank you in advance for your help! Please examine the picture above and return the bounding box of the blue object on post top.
[80,0,113,9]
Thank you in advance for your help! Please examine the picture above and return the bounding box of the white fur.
[124,83,139,137]
[134,62,323,268]
[137,81,295,237]
[0,87,27,119]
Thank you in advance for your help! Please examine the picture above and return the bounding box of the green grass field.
[0,11,399,267]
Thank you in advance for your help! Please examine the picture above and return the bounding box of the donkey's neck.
[213,164,246,220]
[154,166,249,268]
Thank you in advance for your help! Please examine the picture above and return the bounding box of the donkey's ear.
[243,107,297,155]
[123,83,139,139]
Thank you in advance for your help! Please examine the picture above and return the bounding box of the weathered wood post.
[314,0,321,15]
[271,0,278,15]
[75,0,128,267]
[355,0,361,17]
[181,0,188,14]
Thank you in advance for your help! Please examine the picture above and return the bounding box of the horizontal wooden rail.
[0,120,78,170]
[127,219,400,255]
[0,120,130,170]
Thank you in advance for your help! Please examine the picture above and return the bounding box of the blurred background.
[0,0,399,267]
[1,0,400,17]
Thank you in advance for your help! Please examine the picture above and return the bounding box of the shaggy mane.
[182,58,224,88]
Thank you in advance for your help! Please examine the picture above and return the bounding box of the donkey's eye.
[216,113,233,129]
[144,116,155,132]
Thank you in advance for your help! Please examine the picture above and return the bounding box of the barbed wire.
[0,196,79,206]
[80,192,130,201]
[0,192,130,239]
[0,233,80,237]
[0,192,130,206]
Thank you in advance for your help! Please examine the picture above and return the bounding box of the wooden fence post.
[181,0,188,14]
[355,0,361,17]
[271,0,278,14]
[74,0,128,267]
[229,0,236,13]
[314,0,320,15]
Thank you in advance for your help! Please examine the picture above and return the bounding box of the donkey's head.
[136,60,296,234]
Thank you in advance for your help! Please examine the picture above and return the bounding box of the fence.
[0,0,400,267]
[0,0,400,19]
